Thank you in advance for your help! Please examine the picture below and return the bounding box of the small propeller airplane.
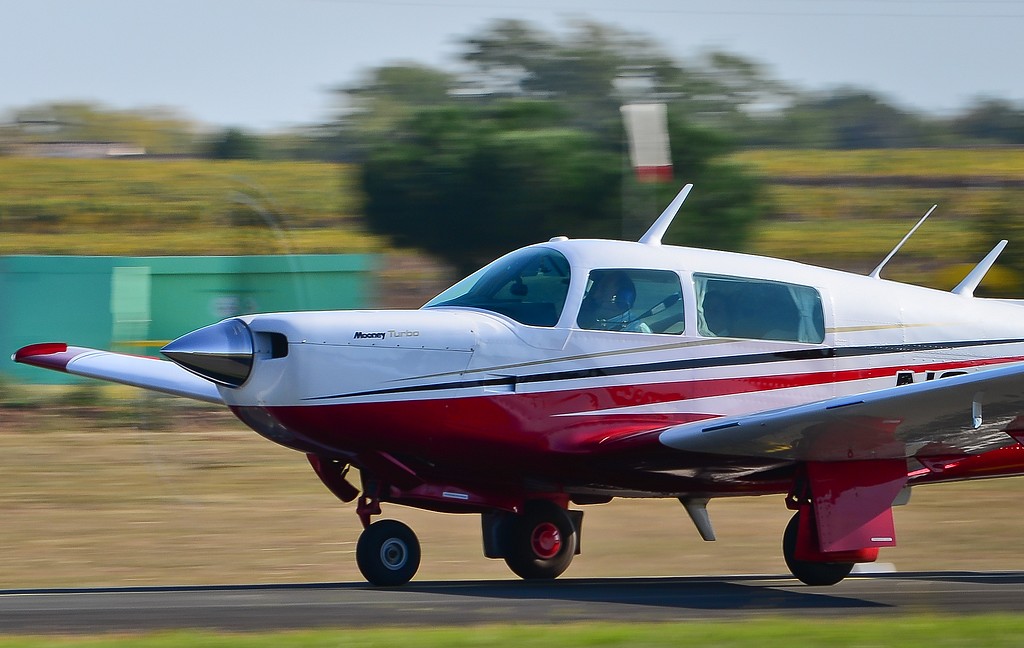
[14,184,1024,586]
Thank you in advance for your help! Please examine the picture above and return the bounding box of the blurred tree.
[342,63,455,132]
[343,19,777,274]
[360,101,622,275]
[454,20,789,136]
[822,91,931,148]
[206,127,264,159]
[742,87,943,148]
[951,98,1024,144]
[327,18,1024,157]
[459,20,636,108]
[330,64,457,161]
[662,51,796,133]
[360,99,770,275]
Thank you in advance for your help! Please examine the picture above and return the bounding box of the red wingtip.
[14,343,68,362]
[13,343,72,371]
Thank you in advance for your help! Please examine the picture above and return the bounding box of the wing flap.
[660,362,1024,461]
[13,344,223,404]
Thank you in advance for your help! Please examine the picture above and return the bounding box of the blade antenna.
[639,183,693,246]
[869,205,937,279]
[952,239,1008,297]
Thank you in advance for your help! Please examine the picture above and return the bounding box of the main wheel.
[356,520,421,586]
[783,512,854,586]
[503,501,577,580]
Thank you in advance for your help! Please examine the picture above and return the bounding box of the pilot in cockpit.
[577,270,652,333]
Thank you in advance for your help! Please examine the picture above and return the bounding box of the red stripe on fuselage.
[261,355,1024,462]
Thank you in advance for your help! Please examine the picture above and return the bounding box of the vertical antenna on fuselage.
[868,204,938,279]
[952,239,1008,297]
[639,183,693,246]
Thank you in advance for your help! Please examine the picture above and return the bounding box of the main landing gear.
[498,500,578,580]
[353,494,580,586]
[782,510,855,587]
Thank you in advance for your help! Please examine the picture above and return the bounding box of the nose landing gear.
[356,518,422,587]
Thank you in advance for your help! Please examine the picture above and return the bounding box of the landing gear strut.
[782,511,854,586]
[354,491,422,586]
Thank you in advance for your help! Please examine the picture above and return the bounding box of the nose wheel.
[356,519,421,586]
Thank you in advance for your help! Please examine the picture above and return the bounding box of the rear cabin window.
[577,269,684,334]
[694,274,824,343]
[423,248,570,327]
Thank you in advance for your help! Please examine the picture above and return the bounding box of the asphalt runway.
[1,572,1023,633]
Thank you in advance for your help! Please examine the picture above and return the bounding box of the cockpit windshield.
[422,248,571,327]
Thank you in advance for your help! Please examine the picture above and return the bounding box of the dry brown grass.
[2,400,1024,588]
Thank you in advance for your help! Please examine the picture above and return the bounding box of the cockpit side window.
[422,248,570,327]
[694,273,824,343]
[577,269,684,334]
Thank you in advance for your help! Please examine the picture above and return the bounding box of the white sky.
[3,0,1024,131]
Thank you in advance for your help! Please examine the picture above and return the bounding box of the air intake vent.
[268,332,289,358]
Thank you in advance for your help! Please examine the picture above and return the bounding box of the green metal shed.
[2,254,376,383]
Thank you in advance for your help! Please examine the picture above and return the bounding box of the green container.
[2,254,375,383]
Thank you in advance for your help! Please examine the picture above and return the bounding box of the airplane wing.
[12,343,223,404]
[659,362,1024,462]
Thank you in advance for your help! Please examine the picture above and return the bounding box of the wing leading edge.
[12,343,223,404]
[659,362,1024,462]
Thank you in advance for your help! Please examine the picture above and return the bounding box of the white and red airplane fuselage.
[15,188,1024,586]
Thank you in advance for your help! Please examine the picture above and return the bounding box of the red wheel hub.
[530,522,562,559]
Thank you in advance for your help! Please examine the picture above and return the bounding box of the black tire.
[503,501,577,580]
[356,520,421,586]
[782,512,854,586]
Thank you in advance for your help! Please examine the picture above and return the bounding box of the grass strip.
[0,616,1022,648]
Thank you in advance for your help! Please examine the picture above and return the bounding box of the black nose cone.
[162,319,254,387]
